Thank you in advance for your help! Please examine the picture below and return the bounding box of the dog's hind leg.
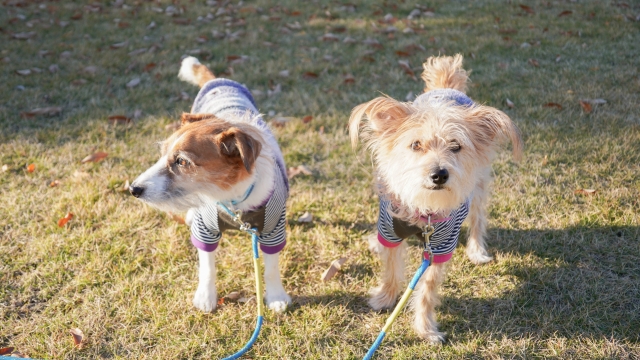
[465,176,494,265]
[263,252,291,313]
[193,248,218,312]
[367,234,406,310]
[412,262,447,343]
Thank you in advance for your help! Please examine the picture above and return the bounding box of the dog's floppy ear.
[349,97,413,149]
[467,106,523,161]
[181,113,219,126]
[215,128,262,172]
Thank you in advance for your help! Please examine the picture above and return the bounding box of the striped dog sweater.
[188,79,289,254]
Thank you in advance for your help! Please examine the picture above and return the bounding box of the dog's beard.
[378,157,473,215]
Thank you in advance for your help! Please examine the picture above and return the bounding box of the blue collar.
[223,183,255,207]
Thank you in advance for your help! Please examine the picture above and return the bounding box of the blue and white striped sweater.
[189,79,288,254]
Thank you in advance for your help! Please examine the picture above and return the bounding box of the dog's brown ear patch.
[181,113,219,126]
[216,128,262,172]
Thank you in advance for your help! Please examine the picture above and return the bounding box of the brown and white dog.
[349,55,522,342]
[129,57,291,313]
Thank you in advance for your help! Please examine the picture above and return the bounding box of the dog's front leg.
[368,234,406,310]
[412,262,447,343]
[466,180,493,264]
[193,248,218,312]
[263,253,291,313]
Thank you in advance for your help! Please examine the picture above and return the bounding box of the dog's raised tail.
[421,54,469,93]
[178,56,215,87]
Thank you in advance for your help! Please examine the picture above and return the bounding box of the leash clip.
[233,209,259,236]
[421,215,435,263]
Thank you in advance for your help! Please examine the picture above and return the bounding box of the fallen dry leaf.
[126,78,140,88]
[107,115,132,125]
[541,155,548,166]
[506,99,515,108]
[362,38,383,49]
[20,107,63,118]
[83,66,98,74]
[271,116,290,127]
[0,347,14,356]
[543,102,563,110]
[81,152,108,163]
[302,115,313,124]
[143,62,156,72]
[320,33,340,42]
[288,165,312,179]
[520,4,534,14]
[579,100,592,113]
[169,213,185,224]
[120,179,130,193]
[398,60,417,80]
[302,72,319,79]
[224,291,242,301]
[580,98,607,105]
[558,10,573,17]
[110,41,128,49]
[12,31,36,40]
[344,73,355,84]
[528,58,539,67]
[27,163,35,173]
[574,189,596,196]
[297,211,313,223]
[321,257,347,281]
[69,328,85,348]
[58,212,74,227]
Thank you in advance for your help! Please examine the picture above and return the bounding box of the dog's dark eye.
[450,141,461,153]
[411,141,422,151]
[176,157,189,166]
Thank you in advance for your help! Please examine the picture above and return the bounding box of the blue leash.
[218,203,265,360]
[363,222,436,360]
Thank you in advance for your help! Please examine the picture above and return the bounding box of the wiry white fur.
[193,248,217,312]
[349,54,523,343]
[131,56,291,315]
[178,56,201,86]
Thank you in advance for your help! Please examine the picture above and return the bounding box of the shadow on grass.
[322,224,640,344]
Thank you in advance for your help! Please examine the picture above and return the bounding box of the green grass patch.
[1,0,639,358]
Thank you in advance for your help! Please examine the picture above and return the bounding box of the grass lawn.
[1,0,639,358]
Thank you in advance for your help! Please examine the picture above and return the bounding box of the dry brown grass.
[1,0,639,359]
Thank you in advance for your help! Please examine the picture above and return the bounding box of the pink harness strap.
[377,233,453,263]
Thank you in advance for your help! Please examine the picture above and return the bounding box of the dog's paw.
[265,290,291,313]
[193,288,217,312]
[466,249,493,265]
[368,285,398,310]
[418,330,446,344]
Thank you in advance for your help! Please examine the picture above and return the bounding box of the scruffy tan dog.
[349,54,522,342]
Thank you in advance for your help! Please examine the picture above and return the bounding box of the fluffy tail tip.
[178,56,201,86]
[421,54,470,93]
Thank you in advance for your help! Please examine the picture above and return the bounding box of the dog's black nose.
[129,185,145,198]
[430,169,449,185]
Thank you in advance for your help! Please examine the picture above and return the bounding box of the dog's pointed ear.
[181,113,219,126]
[467,106,523,161]
[349,97,413,149]
[216,128,262,172]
